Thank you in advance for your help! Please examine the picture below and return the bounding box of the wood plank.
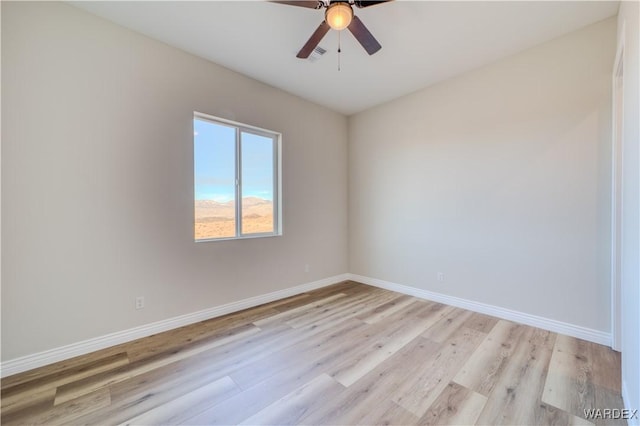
[462,312,500,334]
[475,327,556,425]
[71,339,250,425]
[118,376,239,426]
[280,281,361,304]
[328,300,447,387]
[186,320,377,424]
[322,281,375,297]
[124,307,279,363]
[1,351,128,424]
[238,374,344,425]
[421,307,474,342]
[54,323,260,404]
[534,401,595,426]
[588,339,621,392]
[3,387,110,426]
[453,319,528,396]
[77,317,349,425]
[0,386,56,417]
[68,299,280,369]
[1,352,129,400]
[253,293,347,327]
[542,335,594,419]
[542,335,624,425]
[284,289,397,330]
[298,336,439,425]
[0,395,55,425]
[356,400,420,425]
[227,291,413,390]
[355,294,416,324]
[1,349,129,391]
[229,318,368,390]
[593,386,627,426]
[420,382,487,425]
[391,327,486,417]
[183,357,334,425]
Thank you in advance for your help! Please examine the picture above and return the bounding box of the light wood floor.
[1,281,624,425]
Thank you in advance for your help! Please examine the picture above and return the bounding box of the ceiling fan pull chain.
[338,30,342,71]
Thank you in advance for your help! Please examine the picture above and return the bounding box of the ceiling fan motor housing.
[325,2,354,31]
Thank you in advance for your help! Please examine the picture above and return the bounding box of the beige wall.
[617,0,640,416]
[349,18,616,332]
[1,2,348,361]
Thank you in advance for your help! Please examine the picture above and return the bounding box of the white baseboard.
[0,272,613,378]
[0,274,349,378]
[348,274,612,346]
[623,380,640,426]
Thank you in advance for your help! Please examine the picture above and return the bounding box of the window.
[193,112,281,241]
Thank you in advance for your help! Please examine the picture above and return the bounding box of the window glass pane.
[241,132,275,234]
[194,119,236,240]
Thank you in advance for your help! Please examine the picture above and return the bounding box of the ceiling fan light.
[326,3,353,31]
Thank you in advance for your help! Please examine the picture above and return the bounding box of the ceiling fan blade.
[271,1,323,9]
[297,20,330,58]
[347,15,382,55]
[354,1,391,8]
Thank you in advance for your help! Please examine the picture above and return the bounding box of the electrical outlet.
[437,272,445,282]
[304,264,310,273]
[135,296,145,310]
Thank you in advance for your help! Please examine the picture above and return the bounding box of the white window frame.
[194,112,282,242]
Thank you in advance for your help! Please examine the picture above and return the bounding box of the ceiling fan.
[274,1,392,58]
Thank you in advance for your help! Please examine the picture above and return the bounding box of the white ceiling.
[72,1,619,115]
